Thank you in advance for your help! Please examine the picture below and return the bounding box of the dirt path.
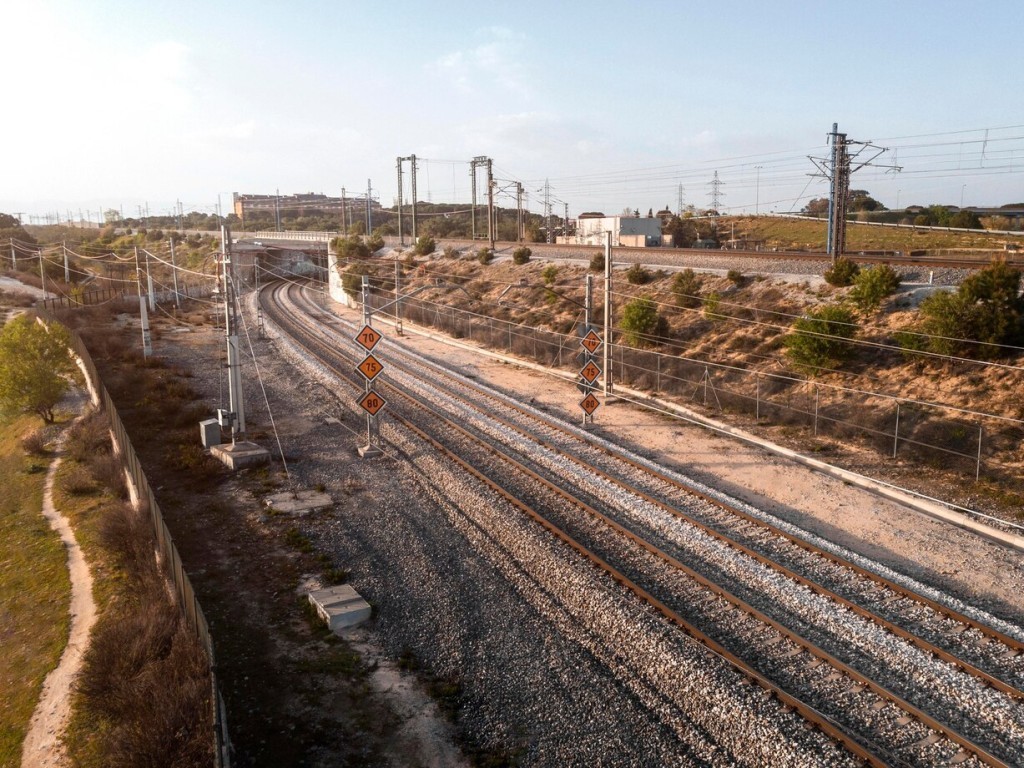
[21,427,96,768]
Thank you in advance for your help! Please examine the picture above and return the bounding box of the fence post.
[813,385,819,436]
[893,400,901,458]
[976,423,983,481]
[755,373,760,422]
[656,355,661,393]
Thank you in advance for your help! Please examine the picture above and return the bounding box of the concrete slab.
[264,489,333,516]
[210,441,270,470]
[308,584,372,631]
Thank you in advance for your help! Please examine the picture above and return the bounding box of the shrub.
[20,429,47,456]
[59,464,96,496]
[784,304,858,373]
[672,269,702,309]
[849,264,901,312]
[512,247,532,265]
[589,252,605,272]
[824,257,860,287]
[727,269,745,286]
[541,264,558,285]
[331,235,370,262]
[366,233,385,252]
[620,296,668,346]
[443,246,458,259]
[477,248,493,265]
[341,263,372,298]
[703,291,724,321]
[413,236,436,256]
[625,263,652,285]
[913,261,1024,358]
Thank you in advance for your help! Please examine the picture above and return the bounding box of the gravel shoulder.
[315,295,1024,629]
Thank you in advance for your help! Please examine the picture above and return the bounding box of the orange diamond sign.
[354,324,382,352]
[580,329,602,354]
[579,360,601,384]
[358,390,387,416]
[580,392,600,415]
[357,354,384,381]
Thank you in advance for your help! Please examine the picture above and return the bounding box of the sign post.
[354,316,385,457]
[578,327,603,426]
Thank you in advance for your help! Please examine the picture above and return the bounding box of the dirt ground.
[344,301,1024,630]
[59,292,1024,766]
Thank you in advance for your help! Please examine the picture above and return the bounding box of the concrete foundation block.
[308,584,372,631]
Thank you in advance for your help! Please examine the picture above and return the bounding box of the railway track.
[413,238,1022,270]
[260,279,1024,766]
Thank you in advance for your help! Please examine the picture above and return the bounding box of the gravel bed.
[380,348,1024,765]
[257,286,861,766]
[436,239,973,286]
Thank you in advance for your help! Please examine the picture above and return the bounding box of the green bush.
[620,296,668,346]
[589,252,605,272]
[784,304,858,373]
[911,261,1024,358]
[477,248,493,265]
[541,264,558,285]
[341,263,372,297]
[824,257,860,287]
[726,269,745,287]
[849,264,901,312]
[672,269,702,309]
[703,291,724,321]
[331,235,370,262]
[414,236,436,256]
[512,246,532,265]
[625,263,652,285]
[366,233,385,252]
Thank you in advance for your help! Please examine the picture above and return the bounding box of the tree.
[0,315,77,423]
[672,268,702,308]
[848,190,885,212]
[512,247,532,265]
[849,264,901,313]
[802,198,830,217]
[620,296,668,346]
[413,236,436,256]
[911,261,1024,359]
[663,215,698,248]
[783,304,858,374]
[824,257,860,287]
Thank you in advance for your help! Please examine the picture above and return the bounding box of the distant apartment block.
[232,192,379,221]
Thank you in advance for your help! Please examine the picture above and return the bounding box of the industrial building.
[232,192,379,222]
[573,215,664,247]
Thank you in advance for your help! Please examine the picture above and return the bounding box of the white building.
[573,215,663,247]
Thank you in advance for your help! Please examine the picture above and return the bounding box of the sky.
[3,0,1023,224]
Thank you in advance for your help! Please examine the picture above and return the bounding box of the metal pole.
[893,401,900,458]
[222,226,245,441]
[169,237,181,310]
[275,189,281,232]
[145,249,155,311]
[134,246,151,357]
[395,259,403,336]
[813,385,819,436]
[755,373,760,422]
[63,241,69,283]
[976,424,983,482]
[38,250,47,301]
[341,187,347,233]
[602,232,612,397]
[487,159,495,251]
[410,154,418,241]
[471,162,477,241]
[10,238,15,268]
[366,179,372,233]
[517,183,524,242]
[396,157,404,246]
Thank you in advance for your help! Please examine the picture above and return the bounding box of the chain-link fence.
[369,290,1024,486]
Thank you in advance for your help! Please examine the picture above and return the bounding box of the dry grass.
[0,415,70,766]
[59,419,214,768]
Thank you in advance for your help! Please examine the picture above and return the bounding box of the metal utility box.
[199,418,221,448]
